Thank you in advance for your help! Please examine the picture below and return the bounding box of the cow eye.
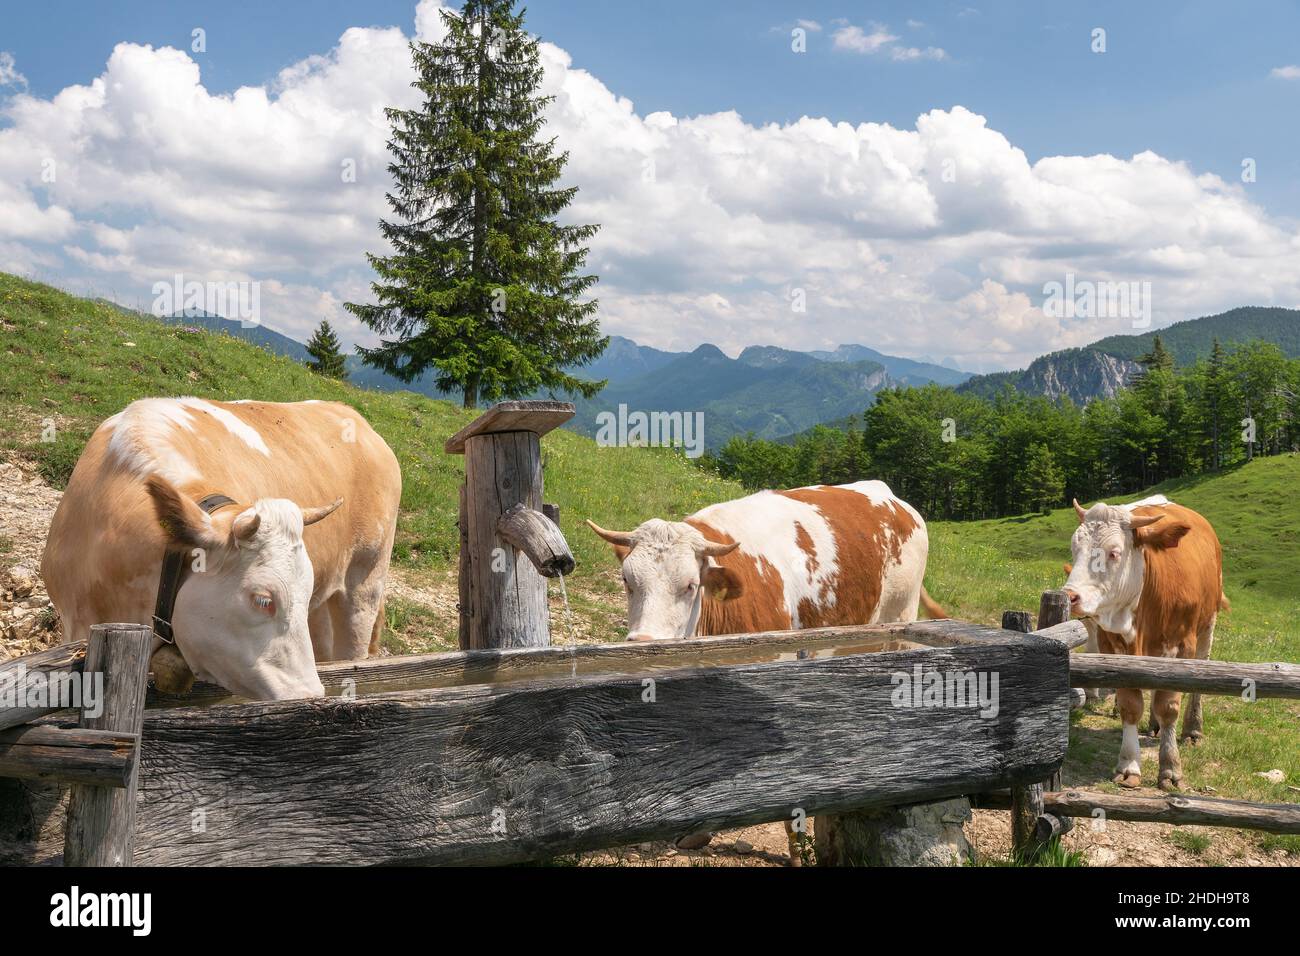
[1107,549,1121,561]
[684,582,697,594]
[250,591,277,616]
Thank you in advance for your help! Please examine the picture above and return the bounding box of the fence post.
[64,623,152,866]
[445,401,575,650]
[1004,590,1074,860]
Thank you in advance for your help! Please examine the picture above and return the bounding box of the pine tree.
[346,0,605,408]
[1020,442,1065,515]
[305,320,348,380]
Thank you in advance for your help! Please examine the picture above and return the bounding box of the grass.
[0,273,744,636]
[926,455,1300,849]
[1169,829,1213,856]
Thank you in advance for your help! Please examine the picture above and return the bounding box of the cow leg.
[1181,615,1216,745]
[1153,689,1184,791]
[784,818,803,867]
[1113,687,1144,788]
[308,600,335,662]
[1082,622,1110,702]
[330,574,388,661]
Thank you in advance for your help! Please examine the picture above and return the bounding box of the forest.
[701,338,1300,520]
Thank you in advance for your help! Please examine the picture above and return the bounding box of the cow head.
[146,475,342,700]
[587,518,743,641]
[1062,498,1190,638]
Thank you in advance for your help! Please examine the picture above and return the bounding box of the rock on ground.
[0,458,63,660]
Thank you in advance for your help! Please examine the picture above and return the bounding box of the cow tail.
[919,585,948,620]
[1218,591,1231,612]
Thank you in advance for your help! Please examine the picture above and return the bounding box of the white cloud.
[891,46,948,62]
[832,25,898,54]
[831,22,947,65]
[0,0,1297,371]
[0,51,27,88]
[1271,65,1300,80]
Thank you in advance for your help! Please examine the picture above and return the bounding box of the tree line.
[702,337,1300,519]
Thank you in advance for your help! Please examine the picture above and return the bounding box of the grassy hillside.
[927,455,1300,833]
[0,273,743,640]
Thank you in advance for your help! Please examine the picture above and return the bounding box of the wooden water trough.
[1,616,1073,866]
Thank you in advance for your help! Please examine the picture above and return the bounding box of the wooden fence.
[3,600,1296,865]
[992,590,1300,859]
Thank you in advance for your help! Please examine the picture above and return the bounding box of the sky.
[1,0,1298,372]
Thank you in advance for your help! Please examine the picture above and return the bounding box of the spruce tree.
[346,0,605,408]
[305,320,348,380]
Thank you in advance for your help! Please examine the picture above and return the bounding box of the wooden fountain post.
[446,401,576,651]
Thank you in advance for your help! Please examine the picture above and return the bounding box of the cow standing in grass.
[43,397,401,700]
[1062,495,1227,792]
[587,479,944,864]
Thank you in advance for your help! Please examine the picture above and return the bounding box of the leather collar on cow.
[152,494,238,644]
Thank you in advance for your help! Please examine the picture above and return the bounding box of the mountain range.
[134,303,1300,449]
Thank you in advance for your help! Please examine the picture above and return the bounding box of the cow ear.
[702,564,743,601]
[611,543,631,563]
[1063,563,1073,576]
[145,476,226,551]
[1135,521,1191,549]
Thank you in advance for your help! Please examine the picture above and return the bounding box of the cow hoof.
[1180,731,1204,746]
[1114,773,1142,789]
[1158,771,1183,792]
[673,831,713,851]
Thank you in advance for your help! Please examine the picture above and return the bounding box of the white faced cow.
[1063,495,1226,792]
[588,479,944,863]
[42,397,401,700]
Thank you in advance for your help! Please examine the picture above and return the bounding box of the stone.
[733,839,754,855]
[1254,769,1285,784]
[815,797,972,866]
[7,565,36,598]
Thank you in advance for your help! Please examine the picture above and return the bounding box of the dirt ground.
[2,457,1293,868]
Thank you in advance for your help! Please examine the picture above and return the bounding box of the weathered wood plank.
[0,725,136,788]
[444,401,575,454]
[978,789,1300,834]
[64,624,153,867]
[1070,654,1300,699]
[132,636,1070,865]
[145,619,988,706]
[1030,619,1089,650]
[0,641,88,731]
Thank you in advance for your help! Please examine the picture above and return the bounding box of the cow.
[586,479,944,864]
[1062,495,1227,792]
[42,397,402,701]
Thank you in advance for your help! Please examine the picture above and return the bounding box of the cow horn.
[301,498,343,526]
[1128,512,1163,529]
[585,519,634,547]
[698,539,740,558]
[232,509,261,541]
[1072,499,1087,523]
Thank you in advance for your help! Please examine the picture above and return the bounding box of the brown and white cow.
[42,397,401,700]
[588,479,943,862]
[1062,495,1227,792]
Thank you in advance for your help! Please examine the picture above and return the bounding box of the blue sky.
[1,1,1297,369]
